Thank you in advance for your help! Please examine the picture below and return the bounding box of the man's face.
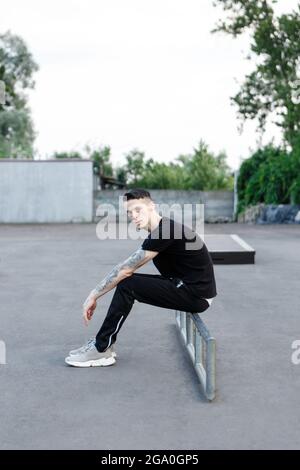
[124,198,154,230]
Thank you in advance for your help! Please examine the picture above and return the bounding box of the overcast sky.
[1,0,299,169]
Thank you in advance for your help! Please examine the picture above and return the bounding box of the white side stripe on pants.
[105,315,124,350]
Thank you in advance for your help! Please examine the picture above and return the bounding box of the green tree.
[85,145,113,178]
[0,109,35,157]
[236,146,268,211]
[212,0,300,148]
[123,141,233,190]
[0,31,38,158]
[289,133,300,203]
[177,140,233,190]
[135,161,187,189]
[115,166,128,186]
[237,144,299,211]
[123,149,152,185]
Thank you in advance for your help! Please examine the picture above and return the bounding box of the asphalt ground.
[0,222,299,449]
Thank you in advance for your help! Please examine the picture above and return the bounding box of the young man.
[65,189,217,367]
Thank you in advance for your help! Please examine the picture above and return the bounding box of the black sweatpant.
[95,273,210,352]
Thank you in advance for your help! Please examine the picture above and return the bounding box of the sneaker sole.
[69,351,117,358]
[65,356,116,367]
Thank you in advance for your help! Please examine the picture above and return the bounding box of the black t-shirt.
[141,216,217,298]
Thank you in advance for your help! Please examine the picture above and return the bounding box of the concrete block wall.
[0,159,93,223]
[0,161,234,224]
[94,189,234,222]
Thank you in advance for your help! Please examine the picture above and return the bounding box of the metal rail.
[175,310,216,401]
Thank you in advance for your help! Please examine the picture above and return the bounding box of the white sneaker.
[65,344,116,367]
[69,337,95,356]
[69,338,117,358]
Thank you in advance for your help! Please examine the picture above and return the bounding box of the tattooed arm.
[82,249,158,324]
[90,249,158,300]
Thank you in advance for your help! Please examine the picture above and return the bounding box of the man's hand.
[82,294,97,326]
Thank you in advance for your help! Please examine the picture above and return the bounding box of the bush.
[290,177,300,204]
[126,140,234,190]
[237,147,268,212]
[290,137,300,204]
[237,144,298,213]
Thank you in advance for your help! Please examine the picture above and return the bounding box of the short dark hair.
[123,188,152,202]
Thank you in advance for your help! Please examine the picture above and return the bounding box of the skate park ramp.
[205,233,255,264]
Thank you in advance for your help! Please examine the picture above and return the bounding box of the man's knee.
[117,275,136,290]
